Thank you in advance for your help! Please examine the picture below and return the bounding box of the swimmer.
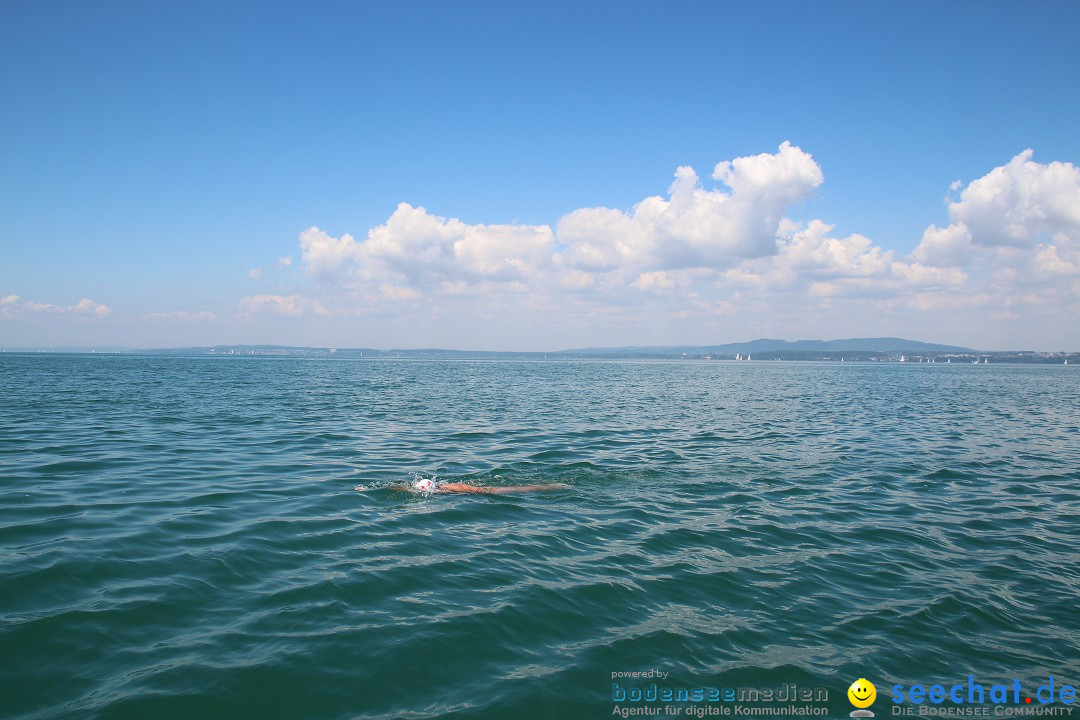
[356,479,569,494]
[433,482,569,494]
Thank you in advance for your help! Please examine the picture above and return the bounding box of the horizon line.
[3,340,1078,355]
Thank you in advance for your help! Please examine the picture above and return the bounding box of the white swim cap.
[414,478,436,493]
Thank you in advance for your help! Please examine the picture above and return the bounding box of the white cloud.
[362,203,554,284]
[1034,244,1079,276]
[238,294,326,317]
[912,151,1080,296]
[912,223,974,267]
[770,220,892,282]
[558,141,823,274]
[378,283,421,302]
[299,226,362,280]
[248,268,263,280]
[297,204,558,312]
[631,271,678,291]
[890,262,967,289]
[277,256,293,267]
[948,149,1080,250]
[2,296,111,319]
[728,219,967,305]
[71,299,111,317]
[242,144,1079,348]
[292,142,825,308]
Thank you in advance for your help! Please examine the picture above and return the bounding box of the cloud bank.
[8,144,1075,349]
[1,295,111,320]
[248,143,1076,347]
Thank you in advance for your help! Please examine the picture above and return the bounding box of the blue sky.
[2,1,1078,350]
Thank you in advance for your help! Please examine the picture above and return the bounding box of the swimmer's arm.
[486,483,570,493]
[436,483,489,494]
[355,482,570,494]
[441,483,569,494]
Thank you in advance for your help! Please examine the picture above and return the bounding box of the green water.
[1,355,1078,719]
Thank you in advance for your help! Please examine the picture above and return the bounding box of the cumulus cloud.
[949,149,1080,249]
[74,299,111,317]
[770,220,892,283]
[248,268,263,280]
[300,204,556,290]
[2,296,111,319]
[300,227,362,280]
[558,141,823,274]
[912,223,974,267]
[246,143,1078,347]
[913,150,1080,294]
[726,219,966,305]
[294,142,824,306]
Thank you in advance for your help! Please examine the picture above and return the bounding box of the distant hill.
[708,337,974,353]
[564,337,974,356]
[18,338,1080,362]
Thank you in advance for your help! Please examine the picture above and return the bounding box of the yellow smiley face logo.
[848,678,876,708]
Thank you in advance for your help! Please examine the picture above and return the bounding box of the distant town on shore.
[4,337,1076,364]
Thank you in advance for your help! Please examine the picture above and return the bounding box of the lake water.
[1,355,1078,719]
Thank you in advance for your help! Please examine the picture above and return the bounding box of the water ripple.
[1,356,1078,718]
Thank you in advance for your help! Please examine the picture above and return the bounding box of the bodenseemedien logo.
[848,678,877,717]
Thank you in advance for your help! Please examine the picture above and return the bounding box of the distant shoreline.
[2,346,1076,364]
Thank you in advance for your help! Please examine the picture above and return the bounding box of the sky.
[2,1,1078,351]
